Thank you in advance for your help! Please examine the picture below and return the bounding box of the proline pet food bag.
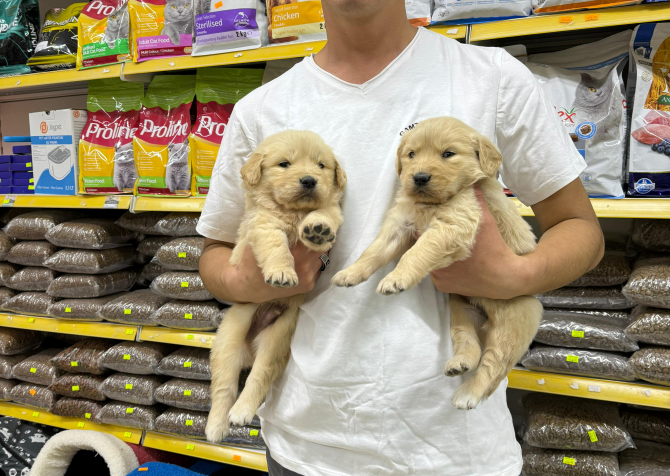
[134,75,196,197]
[128,0,194,62]
[27,4,87,71]
[77,0,131,69]
[193,0,268,57]
[267,0,326,46]
[406,0,432,27]
[526,31,629,199]
[79,78,143,194]
[189,68,263,196]
[0,0,40,77]
[531,0,640,15]
[431,0,530,24]
[628,23,670,197]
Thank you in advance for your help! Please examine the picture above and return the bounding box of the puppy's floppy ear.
[475,134,503,178]
[240,151,263,187]
[395,134,408,176]
[333,158,347,190]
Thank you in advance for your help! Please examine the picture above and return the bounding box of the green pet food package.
[0,0,40,77]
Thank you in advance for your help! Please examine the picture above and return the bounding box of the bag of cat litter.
[77,0,131,69]
[193,0,268,57]
[128,0,194,62]
[189,68,263,196]
[134,75,196,198]
[628,24,670,197]
[531,0,640,15]
[526,31,630,199]
[0,0,40,78]
[26,4,87,71]
[431,0,530,25]
[78,78,143,195]
[267,0,327,46]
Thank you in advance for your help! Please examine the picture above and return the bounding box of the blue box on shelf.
[12,146,31,154]
[12,172,33,180]
[0,156,11,164]
[10,155,31,163]
[0,186,11,194]
[12,179,33,186]
[9,162,32,172]
[10,186,34,194]
[0,164,10,172]
[0,178,12,186]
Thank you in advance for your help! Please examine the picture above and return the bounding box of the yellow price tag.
[178,252,187,258]
[126,329,134,335]
[32,412,39,417]
[29,178,33,183]
[184,390,191,396]
[585,13,599,20]
[185,420,193,426]
[71,361,78,367]
[85,413,91,419]
[28,186,34,190]
[65,307,72,313]
[250,429,259,436]
[559,16,572,23]
[125,383,133,390]
[28,318,35,323]
[77,422,85,428]
[124,309,131,315]
[186,444,195,451]
[26,162,32,167]
[566,355,579,363]
[181,282,189,288]
[126,408,134,414]
[184,313,192,320]
[72,386,79,391]
[588,430,598,442]
[124,432,132,438]
[563,457,575,465]
[30,368,36,373]
[184,362,192,368]
[571,330,584,338]
[186,335,194,340]
[123,354,131,360]
[233,455,241,462]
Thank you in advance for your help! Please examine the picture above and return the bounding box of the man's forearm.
[199,240,243,303]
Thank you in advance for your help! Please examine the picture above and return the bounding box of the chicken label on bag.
[267,0,326,45]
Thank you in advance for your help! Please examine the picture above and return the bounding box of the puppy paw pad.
[302,222,336,247]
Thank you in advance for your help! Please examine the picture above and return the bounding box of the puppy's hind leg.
[444,295,484,377]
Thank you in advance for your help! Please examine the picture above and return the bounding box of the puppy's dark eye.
[442,151,455,159]
[409,151,415,159]
[279,162,290,168]
[318,163,324,169]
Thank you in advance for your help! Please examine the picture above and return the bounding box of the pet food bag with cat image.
[128,0,194,62]
[628,24,670,197]
[78,78,143,194]
[189,68,263,196]
[134,75,196,198]
[192,0,268,57]
[77,0,132,69]
[267,0,327,46]
[431,0,530,25]
[26,4,87,71]
[526,31,630,199]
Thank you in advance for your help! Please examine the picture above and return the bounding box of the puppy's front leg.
[250,226,297,288]
[300,205,343,252]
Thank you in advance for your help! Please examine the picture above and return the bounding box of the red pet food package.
[134,75,196,197]
[128,0,193,62]
[79,78,143,194]
[189,68,263,196]
[628,23,670,196]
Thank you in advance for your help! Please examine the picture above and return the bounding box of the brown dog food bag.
[629,347,670,386]
[631,220,670,252]
[137,236,173,260]
[115,212,170,234]
[537,286,636,309]
[44,247,136,274]
[150,271,213,301]
[154,378,211,412]
[5,211,82,240]
[47,293,130,321]
[99,341,175,375]
[51,397,105,422]
[0,263,21,286]
[100,373,167,405]
[157,347,210,380]
[154,407,208,439]
[10,382,60,411]
[623,258,670,309]
[48,373,106,401]
[0,231,15,261]
[155,237,205,271]
[4,292,58,316]
[622,408,670,445]
[45,218,138,249]
[0,378,18,400]
[522,445,620,476]
[149,299,223,330]
[0,328,43,355]
[7,241,59,267]
[0,352,33,379]
[12,349,64,386]
[97,289,172,325]
[52,338,116,375]
[137,262,169,286]
[6,267,58,292]
[0,287,17,310]
[224,426,265,449]
[619,439,670,476]
[47,270,136,298]
[97,400,164,430]
[153,213,200,237]
[567,252,632,287]
[625,306,670,346]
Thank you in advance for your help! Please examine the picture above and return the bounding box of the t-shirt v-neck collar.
[305,27,424,92]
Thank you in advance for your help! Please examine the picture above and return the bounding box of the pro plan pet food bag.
[128,0,193,62]
[531,0,640,15]
[526,31,629,199]
[0,0,40,77]
[134,75,195,197]
[267,0,326,46]
[628,23,670,197]
[29,109,87,195]
[79,78,143,194]
[77,0,131,69]
[189,68,263,196]
[431,0,531,24]
[27,4,87,71]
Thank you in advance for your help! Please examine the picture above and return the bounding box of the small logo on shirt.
[399,123,418,136]
[634,178,655,194]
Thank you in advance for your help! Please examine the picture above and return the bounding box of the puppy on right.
[332,116,543,410]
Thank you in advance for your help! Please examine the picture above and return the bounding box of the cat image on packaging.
[78,78,143,194]
[134,75,196,197]
[189,68,263,196]
[77,0,131,69]
[128,0,193,62]
[267,0,326,45]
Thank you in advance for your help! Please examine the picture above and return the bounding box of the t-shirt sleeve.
[196,108,256,243]
[496,51,586,206]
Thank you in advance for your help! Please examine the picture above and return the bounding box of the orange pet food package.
[77,0,132,69]
[267,0,326,46]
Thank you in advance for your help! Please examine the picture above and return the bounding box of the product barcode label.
[65,308,72,313]
[566,355,579,363]
[571,330,584,338]
[184,313,192,320]
[103,196,121,209]
[181,282,189,288]
[184,390,191,396]
[72,386,79,391]
[588,430,598,442]
[123,354,131,360]
[178,252,186,258]
[563,457,575,465]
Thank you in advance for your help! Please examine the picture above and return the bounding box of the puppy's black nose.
[413,173,431,187]
[300,176,317,189]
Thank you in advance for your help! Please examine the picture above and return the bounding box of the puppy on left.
[206,130,347,443]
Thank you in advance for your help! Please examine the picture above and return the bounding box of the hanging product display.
[27,4,87,71]
[77,0,131,69]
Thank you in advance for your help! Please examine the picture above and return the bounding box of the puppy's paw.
[263,268,298,288]
[301,220,336,251]
[205,418,230,443]
[376,273,411,295]
[228,400,258,427]
[444,354,478,377]
[331,267,367,288]
[451,381,485,410]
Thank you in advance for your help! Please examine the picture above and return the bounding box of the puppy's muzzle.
[413,172,431,187]
[300,176,317,189]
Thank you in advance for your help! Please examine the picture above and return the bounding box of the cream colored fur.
[332,117,542,410]
[206,130,346,442]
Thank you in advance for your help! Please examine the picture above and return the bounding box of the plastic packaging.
[520,346,636,381]
[0,328,42,355]
[47,373,106,401]
[11,349,64,386]
[531,0,640,15]
[157,347,210,380]
[99,341,175,375]
[97,289,172,325]
[47,293,130,321]
[630,347,670,386]
[631,220,670,252]
[534,310,638,352]
[10,383,59,411]
[431,0,530,24]
[4,211,81,240]
[154,378,210,411]
[77,0,131,69]
[4,292,57,316]
[224,426,265,449]
[0,353,32,379]
[6,267,58,292]
[0,288,17,309]
[138,262,169,286]
[47,269,136,298]
[115,212,169,234]
[136,236,173,260]
[405,0,432,26]
[151,272,213,301]
[149,299,224,330]
[0,263,21,286]
[619,440,670,476]
[46,218,138,249]
[267,0,326,46]
[51,339,116,375]
[154,407,208,438]
[154,213,200,237]
[155,237,205,271]
[97,400,163,430]
[7,241,59,267]
[44,247,135,274]
[0,378,18,400]
[128,0,194,62]
[537,286,636,309]
[100,373,166,405]
[51,397,104,422]
[622,409,670,445]
[522,393,636,452]
[0,0,40,78]
[625,306,670,346]
[26,4,87,71]
[521,445,620,476]
[623,258,670,309]
[0,231,14,261]
[567,252,632,287]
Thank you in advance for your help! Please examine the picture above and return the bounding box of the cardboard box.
[29,109,87,195]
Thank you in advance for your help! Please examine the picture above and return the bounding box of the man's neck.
[313,3,418,85]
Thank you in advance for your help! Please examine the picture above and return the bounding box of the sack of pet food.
[10,383,60,411]
[405,0,432,27]
[26,4,87,71]
[189,68,263,196]
[47,293,129,320]
[78,78,143,194]
[12,349,64,386]
[0,0,40,78]
[193,0,268,56]
[267,0,326,46]
[619,440,670,476]
[128,0,193,62]
[628,24,670,196]
[522,445,620,476]
[99,373,167,405]
[622,408,670,445]
[526,31,630,199]
[154,378,210,411]
[531,0,640,15]
[0,379,18,401]
[134,75,196,198]
[431,0,530,24]
[77,0,131,69]
[97,400,163,429]
[0,231,15,261]
[51,397,104,421]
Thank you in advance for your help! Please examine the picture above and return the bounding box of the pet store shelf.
[0,194,131,210]
[0,402,142,443]
[508,369,670,409]
[510,197,670,219]
[0,313,139,341]
[131,197,206,213]
[470,3,670,41]
[143,432,268,472]
[138,327,215,348]
[0,65,123,95]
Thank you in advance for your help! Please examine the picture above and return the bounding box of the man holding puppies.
[198,1,605,475]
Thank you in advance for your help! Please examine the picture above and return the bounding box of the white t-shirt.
[197,28,584,476]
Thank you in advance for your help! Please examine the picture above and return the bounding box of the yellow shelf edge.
[0,65,123,93]
[471,3,670,41]
[0,401,142,443]
[511,197,670,219]
[0,314,139,340]
[132,197,205,213]
[139,327,215,348]
[143,431,267,472]
[0,195,131,210]
[508,368,670,409]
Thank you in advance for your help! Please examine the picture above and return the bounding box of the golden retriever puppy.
[331,117,542,410]
[206,130,346,442]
